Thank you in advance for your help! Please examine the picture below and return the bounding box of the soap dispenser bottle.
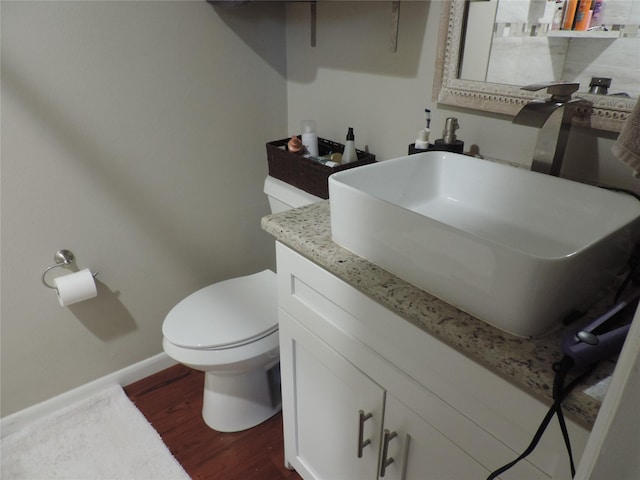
[414,128,431,150]
[409,108,432,154]
[342,127,358,164]
[433,117,464,153]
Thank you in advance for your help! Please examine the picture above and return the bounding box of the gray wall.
[285,1,639,193]
[1,0,287,416]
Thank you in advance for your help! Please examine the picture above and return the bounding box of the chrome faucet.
[513,81,590,177]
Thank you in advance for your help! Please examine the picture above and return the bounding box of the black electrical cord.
[486,358,592,480]
[553,357,578,477]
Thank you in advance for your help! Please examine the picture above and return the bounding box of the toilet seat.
[162,270,277,350]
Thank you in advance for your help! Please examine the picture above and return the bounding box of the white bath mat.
[1,385,189,479]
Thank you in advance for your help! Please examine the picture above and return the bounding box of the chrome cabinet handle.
[357,410,373,458]
[379,429,398,477]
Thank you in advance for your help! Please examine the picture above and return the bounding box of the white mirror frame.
[434,0,635,133]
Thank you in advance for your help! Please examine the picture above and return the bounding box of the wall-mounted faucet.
[512,81,591,177]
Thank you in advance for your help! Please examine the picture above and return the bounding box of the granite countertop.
[263,200,618,428]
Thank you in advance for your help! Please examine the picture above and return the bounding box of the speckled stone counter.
[263,200,617,428]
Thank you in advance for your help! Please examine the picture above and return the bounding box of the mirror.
[435,0,637,132]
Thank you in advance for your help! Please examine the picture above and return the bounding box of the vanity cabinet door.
[380,394,490,480]
[279,307,495,480]
[279,309,384,480]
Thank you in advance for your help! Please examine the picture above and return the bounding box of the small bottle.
[589,0,604,28]
[287,136,303,153]
[301,120,319,157]
[414,128,431,150]
[342,127,358,164]
[551,5,564,30]
[573,0,592,31]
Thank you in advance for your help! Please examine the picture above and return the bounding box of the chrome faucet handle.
[521,81,580,102]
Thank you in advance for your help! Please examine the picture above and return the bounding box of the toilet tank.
[264,176,322,213]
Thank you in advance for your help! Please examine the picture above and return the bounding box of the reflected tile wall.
[599,0,636,24]
[563,37,640,96]
[495,0,545,24]
[487,37,568,86]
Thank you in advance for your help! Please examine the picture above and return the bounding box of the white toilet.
[162,176,320,432]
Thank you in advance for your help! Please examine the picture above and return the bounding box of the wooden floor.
[124,364,302,480]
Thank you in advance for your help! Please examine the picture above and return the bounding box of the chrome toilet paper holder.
[42,249,98,289]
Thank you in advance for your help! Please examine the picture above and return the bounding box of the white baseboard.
[1,353,177,438]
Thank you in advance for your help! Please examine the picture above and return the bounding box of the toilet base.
[202,363,282,432]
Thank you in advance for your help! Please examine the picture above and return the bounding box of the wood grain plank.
[124,364,301,480]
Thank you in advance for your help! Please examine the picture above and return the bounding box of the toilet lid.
[162,270,278,349]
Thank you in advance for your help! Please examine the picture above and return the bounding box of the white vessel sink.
[329,152,640,337]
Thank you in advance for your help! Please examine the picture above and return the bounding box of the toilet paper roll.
[54,268,97,307]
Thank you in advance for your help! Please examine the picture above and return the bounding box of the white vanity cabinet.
[279,309,490,479]
[276,242,590,480]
